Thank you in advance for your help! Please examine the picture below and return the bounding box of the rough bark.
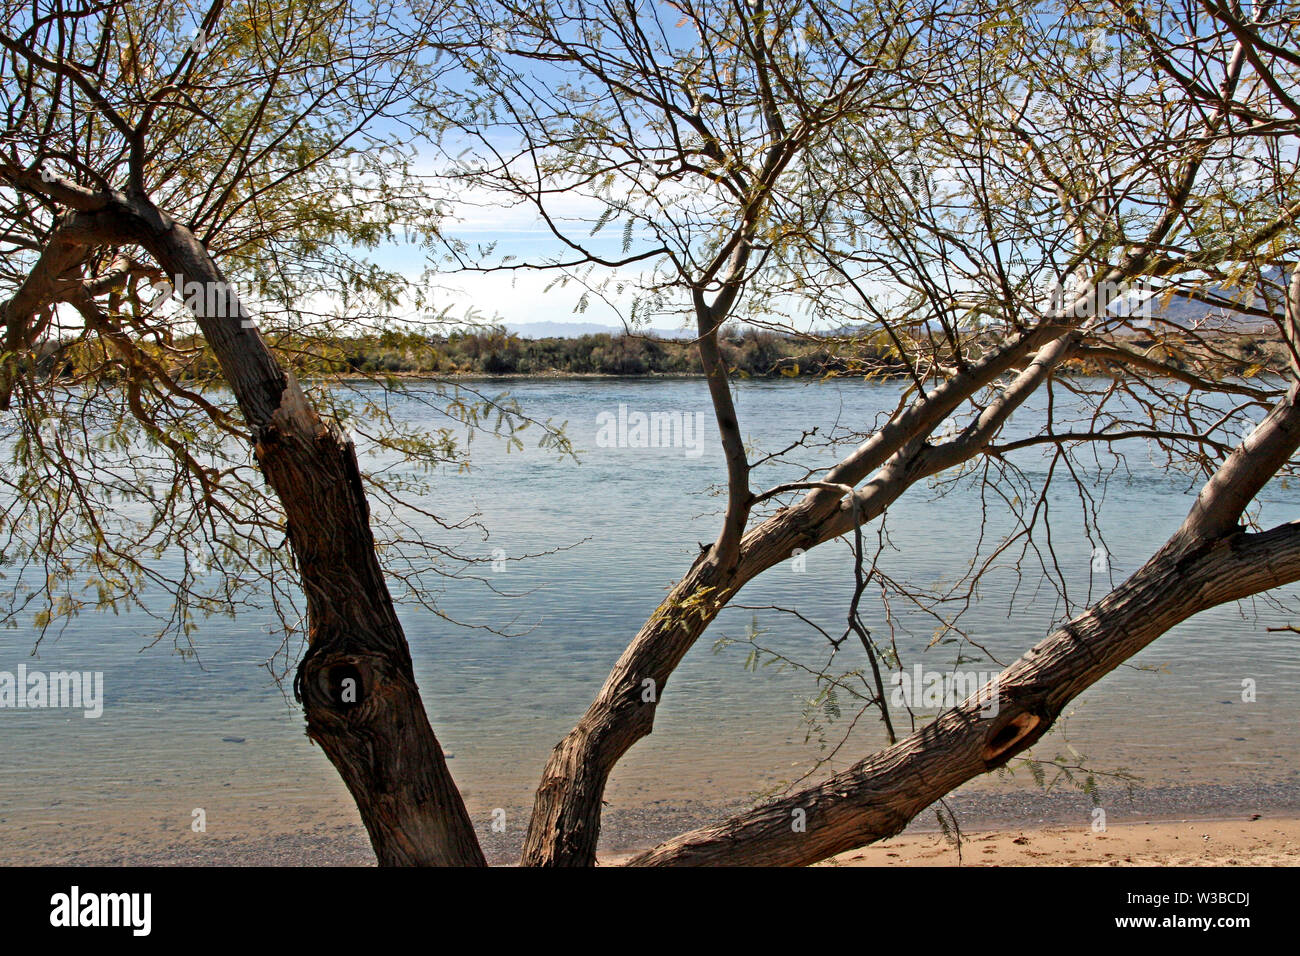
[622,370,1300,865]
[0,214,94,409]
[5,192,485,866]
[524,295,1298,866]
[132,201,485,866]
[626,519,1300,865]
[520,323,1084,866]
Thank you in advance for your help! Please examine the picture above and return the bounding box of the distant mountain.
[1138,267,1291,334]
[496,270,1294,340]
[502,321,697,340]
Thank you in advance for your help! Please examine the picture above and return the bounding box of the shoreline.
[307,366,1290,384]
[819,817,1300,867]
[6,779,1297,866]
[8,810,1293,867]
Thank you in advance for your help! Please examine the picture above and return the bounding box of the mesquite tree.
[0,0,531,865]
[3,0,1300,867]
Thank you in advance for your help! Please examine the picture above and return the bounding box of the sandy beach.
[7,803,1295,866]
[5,773,1298,866]
[821,818,1300,867]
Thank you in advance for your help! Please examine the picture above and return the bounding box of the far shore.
[313,365,1290,384]
[322,369,712,381]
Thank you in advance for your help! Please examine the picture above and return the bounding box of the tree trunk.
[520,318,1101,865]
[120,198,485,865]
[521,507,831,865]
[626,521,1300,865]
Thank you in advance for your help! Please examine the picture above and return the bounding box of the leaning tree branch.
[627,517,1300,865]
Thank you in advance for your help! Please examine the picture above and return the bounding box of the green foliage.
[253,325,911,378]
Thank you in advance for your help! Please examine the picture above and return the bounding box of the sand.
[820,817,1300,866]
[5,784,1298,865]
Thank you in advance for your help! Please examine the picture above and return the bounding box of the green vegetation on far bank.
[276,325,1295,381]
[28,323,1291,385]
[309,326,866,377]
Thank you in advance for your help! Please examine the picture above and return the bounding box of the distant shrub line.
[29,325,1289,384]
[287,327,894,378]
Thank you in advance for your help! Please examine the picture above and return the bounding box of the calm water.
[2,377,1298,857]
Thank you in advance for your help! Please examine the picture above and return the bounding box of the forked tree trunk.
[525,325,1300,867]
[521,319,1091,866]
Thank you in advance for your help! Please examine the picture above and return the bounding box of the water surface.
[2,377,1297,861]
